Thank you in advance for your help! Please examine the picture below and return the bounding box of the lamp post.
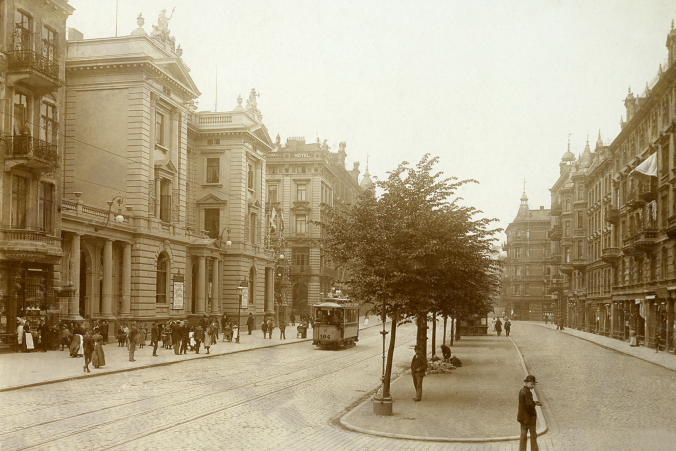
[95,196,126,232]
[236,278,248,343]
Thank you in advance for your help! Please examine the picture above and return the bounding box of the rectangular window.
[13,92,28,135]
[297,184,306,202]
[250,213,257,244]
[156,112,165,146]
[14,11,32,51]
[296,214,306,234]
[564,221,571,237]
[42,26,57,62]
[11,175,27,229]
[160,179,171,222]
[268,185,278,203]
[204,209,219,239]
[156,259,166,303]
[293,247,309,269]
[39,182,54,234]
[206,158,219,183]
[248,164,254,190]
[40,103,56,144]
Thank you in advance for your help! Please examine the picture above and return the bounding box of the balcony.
[288,265,311,275]
[638,181,657,202]
[605,207,619,225]
[7,49,62,93]
[633,228,657,252]
[550,225,562,241]
[551,202,562,216]
[0,229,62,263]
[625,190,643,211]
[572,258,586,271]
[573,228,586,238]
[549,278,566,292]
[549,253,562,264]
[601,247,622,264]
[559,264,574,275]
[2,136,58,171]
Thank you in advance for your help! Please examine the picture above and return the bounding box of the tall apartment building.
[541,23,676,353]
[57,12,274,334]
[266,138,365,320]
[502,191,550,321]
[0,0,74,348]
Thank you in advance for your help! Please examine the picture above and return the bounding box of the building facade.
[538,23,676,353]
[266,138,365,320]
[502,192,550,321]
[0,0,74,348]
[57,13,274,335]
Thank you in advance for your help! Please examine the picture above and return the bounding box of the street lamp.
[95,196,126,232]
[236,279,248,343]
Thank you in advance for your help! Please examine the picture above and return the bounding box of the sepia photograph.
[1,1,676,450]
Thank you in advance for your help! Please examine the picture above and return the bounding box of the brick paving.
[1,320,675,450]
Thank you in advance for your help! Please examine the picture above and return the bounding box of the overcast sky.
[67,0,676,242]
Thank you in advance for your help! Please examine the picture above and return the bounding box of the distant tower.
[359,154,375,191]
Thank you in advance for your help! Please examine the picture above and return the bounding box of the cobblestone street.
[1,322,675,450]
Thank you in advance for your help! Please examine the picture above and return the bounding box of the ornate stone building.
[542,23,676,353]
[502,191,550,321]
[265,137,364,319]
[0,0,74,348]
[57,13,274,334]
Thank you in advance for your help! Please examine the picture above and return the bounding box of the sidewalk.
[341,334,546,442]
[536,322,676,372]
[0,327,314,392]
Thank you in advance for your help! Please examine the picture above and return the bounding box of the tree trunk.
[450,316,455,346]
[443,315,447,346]
[382,316,397,399]
[431,312,437,357]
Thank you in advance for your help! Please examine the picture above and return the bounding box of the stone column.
[101,239,113,317]
[70,233,81,317]
[211,258,219,314]
[170,108,179,178]
[121,242,132,315]
[155,176,161,219]
[149,92,157,169]
[196,256,206,314]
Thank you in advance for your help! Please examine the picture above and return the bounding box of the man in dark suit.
[194,324,204,354]
[128,324,138,362]
[172,321,182,355]
[517,375,542,451]
[83,330,95,373]
[411,347,427,402]
[151,323,159,356]
[180,322,189,354]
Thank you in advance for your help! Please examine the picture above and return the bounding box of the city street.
[1,322,675,450]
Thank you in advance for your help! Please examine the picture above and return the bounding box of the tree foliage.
[316,154,502,398]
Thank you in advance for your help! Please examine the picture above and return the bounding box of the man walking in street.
[180,322,189,354]
[411,346,427,402]
[504,319,511,337]
[279,320,286,339]
[83,329,94,373]
[517,375,541,451]
[247,313,255,335]
[128,324,138,362]
[151,323,159,357]
[172,321,182,355]
[194,324,204,354]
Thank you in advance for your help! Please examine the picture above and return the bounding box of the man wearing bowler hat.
[517,375,542,451]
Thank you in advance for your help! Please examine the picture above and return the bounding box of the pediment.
[197,194,227,205]
[155,159,177,173]
[250,124,274,149]
[153,59,201,98]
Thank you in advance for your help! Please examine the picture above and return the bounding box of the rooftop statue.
[151,7,175,41]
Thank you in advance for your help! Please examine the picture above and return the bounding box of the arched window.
[157,252,168,303]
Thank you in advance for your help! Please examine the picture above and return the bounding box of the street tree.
[317,154,502,402]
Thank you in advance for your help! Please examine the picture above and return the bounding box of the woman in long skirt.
[204,325,214,354]
[92,329,106,368]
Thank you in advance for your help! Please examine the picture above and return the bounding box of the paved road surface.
[1,322,674,450]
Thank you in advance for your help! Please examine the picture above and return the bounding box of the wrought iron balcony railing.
[8,49,61,83]
[2,135,58,167]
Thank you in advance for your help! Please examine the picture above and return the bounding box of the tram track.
[4,328,418,451]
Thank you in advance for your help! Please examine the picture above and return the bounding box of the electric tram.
[312,296,360,349]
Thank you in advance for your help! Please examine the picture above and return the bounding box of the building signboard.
[173,275,184,310]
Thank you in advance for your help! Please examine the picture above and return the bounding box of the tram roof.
[314,300,360,308]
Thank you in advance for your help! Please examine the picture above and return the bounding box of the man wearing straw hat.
[517,375,542,451]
